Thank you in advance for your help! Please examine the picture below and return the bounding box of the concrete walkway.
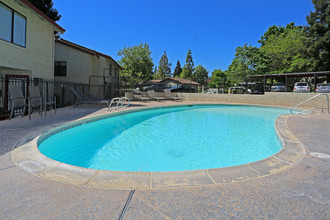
[0,103,329,219]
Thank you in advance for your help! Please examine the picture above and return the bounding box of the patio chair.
[147,90,165,102]
[132,89,150,102]
[29,86,56,116]
[8,86,31,120]
[43,88,56,116]
[70,87,109,106]
[28,86,43,117]
[164,89,183,101]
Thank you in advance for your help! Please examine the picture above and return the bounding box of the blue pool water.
[38,105,290,172]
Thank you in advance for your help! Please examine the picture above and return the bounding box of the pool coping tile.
[208,164,261,184]
[11,104,307,189]
[85,170,151,190]
[151,170,215,189]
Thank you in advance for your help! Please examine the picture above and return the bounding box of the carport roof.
[248,71,330,79]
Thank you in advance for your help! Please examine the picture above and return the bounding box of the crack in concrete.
[0,165,16,171]
[119,189,135,220]
[248,165,263,175]
[206,169,217,185]
[83,170,100,186]
[133,194,172,220]
[292,193,328,205]
[273,156,292,164]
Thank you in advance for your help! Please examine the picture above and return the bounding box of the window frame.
[54,61,67,77]
[0,1,27,48]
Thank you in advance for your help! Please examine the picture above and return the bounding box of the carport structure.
[248,71,330,92]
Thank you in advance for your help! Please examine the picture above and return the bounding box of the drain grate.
[309,152,330,159]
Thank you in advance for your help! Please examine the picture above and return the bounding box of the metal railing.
[290,93,329,114]
[108,97,130,112]
[0,76,119,120]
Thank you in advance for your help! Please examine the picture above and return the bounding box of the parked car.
[293,82,310,93]
[316,83,330,93]
[271,83,286,92]
[247,85,265,94]
[165,84,196,93]
[228,86,246,94]
[205,89,216,94]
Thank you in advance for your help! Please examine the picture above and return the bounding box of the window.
[0,2,12,42]
[54,61,67,76]
[13,12,26,46]
[115,68,118,77]
[109,64,112,76]
[0,2,26,47]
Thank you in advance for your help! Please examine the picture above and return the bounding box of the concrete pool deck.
[0,101,329,219]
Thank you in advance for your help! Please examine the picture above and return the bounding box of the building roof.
[55,38,122,69]
[248,71,330,79]
[20,0,65,33]
[149,80,162,83]
[161,77,200,85]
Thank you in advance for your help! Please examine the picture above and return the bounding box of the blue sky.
[53,0,314,74]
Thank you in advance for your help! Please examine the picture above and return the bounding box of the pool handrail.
[290,93,329,114]
[108,97,130,112]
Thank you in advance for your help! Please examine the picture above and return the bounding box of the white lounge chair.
[147,90,165,102]
[132,89,150,102]
[164,89,183,101]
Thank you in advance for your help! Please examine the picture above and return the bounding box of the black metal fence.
[0,76,119,120]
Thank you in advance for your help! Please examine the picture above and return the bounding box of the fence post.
[61,83,65,107]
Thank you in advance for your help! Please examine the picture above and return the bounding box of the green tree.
[180,49,194,79]
[209,69,227,88]
[227,44,270,84]
[118,43,154,86]
[154,51,171,79]
[193,65,209,86]
[28,0,61,21]
[173,60,182,77]
[260,24,310,73]
[306,0,330,71]
[258,23,298,46]
[153,66,158,78]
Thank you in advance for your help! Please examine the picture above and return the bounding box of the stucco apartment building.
[0,0,120,111]
[54,38,122,99]
[0,0,65,79]
[0,0,65,110]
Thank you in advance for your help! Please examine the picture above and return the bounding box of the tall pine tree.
[153,66,158,78]
[173,60,182,78]
[180,49,194,79]
[154,51,171,79]
[306,0,330,71]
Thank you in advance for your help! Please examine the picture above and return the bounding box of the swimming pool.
[38,105,290,172]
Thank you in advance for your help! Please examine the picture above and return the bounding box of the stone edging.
[11,104,306,190]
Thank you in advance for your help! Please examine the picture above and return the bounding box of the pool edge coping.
[11,103,307,190]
